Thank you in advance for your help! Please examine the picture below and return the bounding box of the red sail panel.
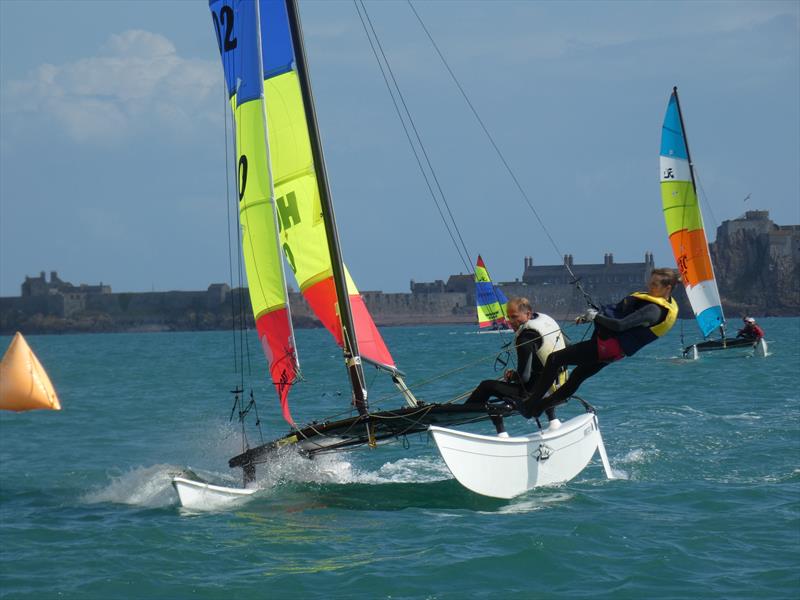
[303,277,395,370]
[255,308,297,425]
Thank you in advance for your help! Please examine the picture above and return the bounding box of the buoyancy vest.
[516,313,567,389]
[598,292,678,356]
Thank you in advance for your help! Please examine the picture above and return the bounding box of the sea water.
[1,318,798,599]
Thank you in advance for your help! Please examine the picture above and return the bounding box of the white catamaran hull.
[430,413,612,499]
[684,337,768,360]
[172,476,256,511]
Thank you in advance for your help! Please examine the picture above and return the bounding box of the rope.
[354,0,473,273]
[407,0,597,309]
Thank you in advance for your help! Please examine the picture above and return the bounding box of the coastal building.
[1,210,797,334]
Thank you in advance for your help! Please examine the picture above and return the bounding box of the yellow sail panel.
[264,70,395,368]
[233,98,290,316]
[265,71,330,289]
[0,332,61,412]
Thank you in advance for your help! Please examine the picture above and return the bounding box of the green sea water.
[1,318,798,599]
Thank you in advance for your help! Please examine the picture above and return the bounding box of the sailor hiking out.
[516,268,680,420]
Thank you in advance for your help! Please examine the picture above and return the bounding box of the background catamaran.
[474,255,511,333]
[659,87,767,360]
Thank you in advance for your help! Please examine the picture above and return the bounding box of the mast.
[672,86,726,338]
[285,0,369,415]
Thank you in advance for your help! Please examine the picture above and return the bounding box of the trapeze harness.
[595,292,678,362]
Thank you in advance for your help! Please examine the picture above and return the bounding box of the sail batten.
[659,88,724,338]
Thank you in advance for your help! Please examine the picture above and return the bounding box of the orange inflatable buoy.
[0,332,61,411]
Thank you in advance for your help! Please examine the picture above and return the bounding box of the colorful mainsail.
[210,0,299,424]
[659,88,724,338]
[209,0,395,424]
[474,255,509,330]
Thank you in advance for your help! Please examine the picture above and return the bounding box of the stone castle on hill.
[1,211,797,334]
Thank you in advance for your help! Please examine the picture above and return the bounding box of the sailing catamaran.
[659,87,767,360]
[474,255,511,333]
[174,0,613,506]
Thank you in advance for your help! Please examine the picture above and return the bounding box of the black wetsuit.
[518,302,666,419]
[465,323,556,421]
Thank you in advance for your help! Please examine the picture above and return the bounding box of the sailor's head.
[648,268,679,298]
[744,317,756,324]
[506,297,532,331]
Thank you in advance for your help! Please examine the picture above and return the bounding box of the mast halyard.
[285,0,370,417]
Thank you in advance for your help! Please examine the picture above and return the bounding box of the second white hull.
[430,413,603,499]
[172,476,256,511]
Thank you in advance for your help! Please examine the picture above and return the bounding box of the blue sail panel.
[493,285,509,306]
[696,305,724,338]
[209,0,294,106]
[660,93,688,160]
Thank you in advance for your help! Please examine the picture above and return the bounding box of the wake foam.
[251,453,451,488]
[83,464,192,508]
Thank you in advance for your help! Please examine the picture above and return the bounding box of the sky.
[1,0,798,297]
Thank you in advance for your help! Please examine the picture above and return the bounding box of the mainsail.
[659,87,724,338]
[210,0,396,424]
[206,0,491,473]
[474,255,509,330]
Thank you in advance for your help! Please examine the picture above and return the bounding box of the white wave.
[495,491,575,514]
[83,463,192,508]
[616,447,659,465]
[373,456,452,483]
[721,412,762,422]
[253,453,452,487]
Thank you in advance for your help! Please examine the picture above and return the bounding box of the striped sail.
[210,1,395,415]
[474,255,509,329]
[210,0,299,424]
[659,88,724,337]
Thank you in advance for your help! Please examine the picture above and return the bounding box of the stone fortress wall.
[2,211,797,334]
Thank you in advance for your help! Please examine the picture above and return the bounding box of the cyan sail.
[659,88,724,338]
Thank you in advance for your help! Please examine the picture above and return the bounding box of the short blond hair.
[507,297,532,313]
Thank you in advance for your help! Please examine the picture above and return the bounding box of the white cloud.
[2,30,219,144]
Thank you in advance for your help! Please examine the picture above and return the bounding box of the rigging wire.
[407,0,597,308]
[354,0,473,274]
[219,40,267,450]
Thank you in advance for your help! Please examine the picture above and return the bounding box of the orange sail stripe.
[669,228,715,287]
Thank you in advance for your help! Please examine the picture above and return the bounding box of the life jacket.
[598,292,678,356]
[516,313,567,390]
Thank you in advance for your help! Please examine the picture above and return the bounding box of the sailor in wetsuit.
[516,268,680,420]
[465,297,566,435]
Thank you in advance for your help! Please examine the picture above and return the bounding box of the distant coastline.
[2,211,797,335]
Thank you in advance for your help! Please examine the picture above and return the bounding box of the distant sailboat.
[474,255,511,333]
[0,332,61,412]
[659,87,767,359]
